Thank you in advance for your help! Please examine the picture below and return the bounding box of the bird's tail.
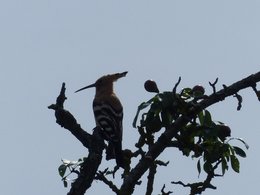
[106,142,125,169]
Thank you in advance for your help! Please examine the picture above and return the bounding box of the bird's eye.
[96,79,104,86]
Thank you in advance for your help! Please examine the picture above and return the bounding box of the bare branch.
[48,83,91,148]
[155,160,169,167]
[48,83,105,195]
[209,78,218,94]
[173,76,182,94]
[145,163,157,195]
[172,160,222,194]
[160,184,173,195]
[251,83,260,101]
[234,93,243,110]
[56,82,67,107]
[171,179,216,195]
[95,170,120,194]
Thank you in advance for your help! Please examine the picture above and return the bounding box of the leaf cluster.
[58,158,86,187]
[133,87,248,178]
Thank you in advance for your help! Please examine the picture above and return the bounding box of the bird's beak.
[114,71,128,80]
[75,83,96,93]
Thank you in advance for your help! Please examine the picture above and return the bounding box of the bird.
[75,71,128,168]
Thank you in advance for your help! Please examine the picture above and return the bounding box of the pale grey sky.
[0,1,260,194]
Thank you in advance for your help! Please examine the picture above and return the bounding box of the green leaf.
[198,110,212,127]
[233,146,247,158]
[58,164,67,177]
[160,92,174,108]
[132,97,156,128]
[161,111,172,127]
[182,148,191,156]
[61,159,71,165]
[230,155,240,173]
[203,161,212,173]
[145,113,162,133]
[63,179,68,188]
[197,159,201,177]
[221,157,228,175]
[204,110,212,126]
[228,138,249,149]
[236,138,249,149]
[181,88,192,98]
[198,111,204,125]
[229,145,235,156]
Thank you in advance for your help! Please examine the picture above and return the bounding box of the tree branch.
[95,170,120,194]
[50,72,260,195]
[145,163,157,195]
[160,184,173,195]
[48,83,105,195]
[209,78,218,94]
[119,71,260,194]
[48,83,91,148]
[172,160,221,194]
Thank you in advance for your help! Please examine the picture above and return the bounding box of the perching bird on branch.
[75,71,128,168]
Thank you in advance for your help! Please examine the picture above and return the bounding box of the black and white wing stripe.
[93,101,123,142]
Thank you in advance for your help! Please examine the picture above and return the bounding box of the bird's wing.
[93,99,123,142]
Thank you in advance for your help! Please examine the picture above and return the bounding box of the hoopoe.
[75,71,128,168]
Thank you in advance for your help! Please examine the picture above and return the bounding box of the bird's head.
[75,71,128,95]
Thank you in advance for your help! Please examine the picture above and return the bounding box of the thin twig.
[95,171,120,194]
[171,160,221,194]
[251,83,260,101]
[209,78,218,94]
[234,93,243,110]
[173,76,182,94]
[160,184,173,195]
[145,164,157,195]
